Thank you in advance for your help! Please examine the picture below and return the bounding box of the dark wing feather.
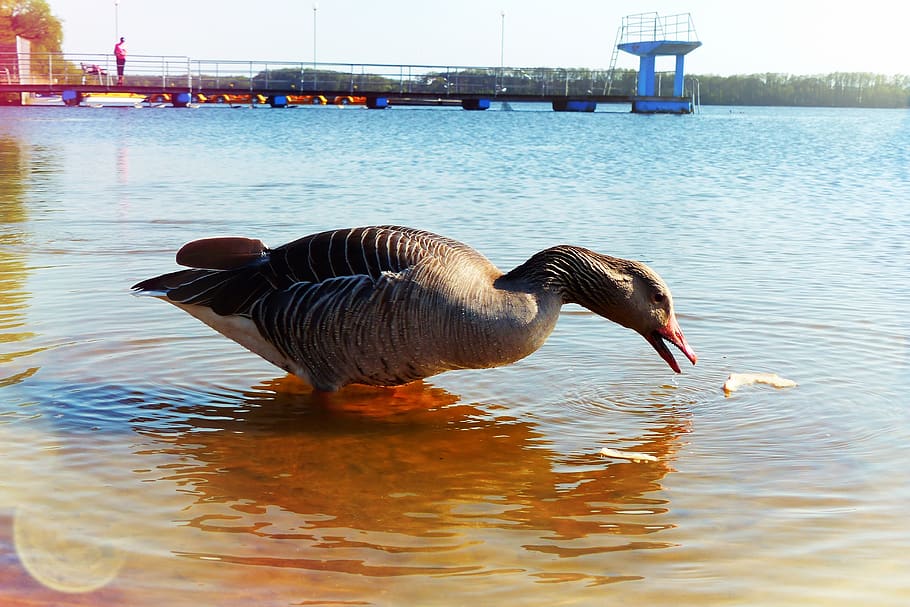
[268,226,439,284]
[133,266,272,316]
[169,267,274,316]
[132,268,211,293]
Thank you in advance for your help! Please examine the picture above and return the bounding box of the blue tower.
[614,13,701,114]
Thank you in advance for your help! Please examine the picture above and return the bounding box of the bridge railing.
[191,60,516,96]
[2,52,634,98]
[2,52,194,88]
[190,60,628,98]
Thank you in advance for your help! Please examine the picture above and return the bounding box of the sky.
[51,0,909,76]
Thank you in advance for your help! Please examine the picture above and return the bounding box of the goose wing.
[133,226,483,313]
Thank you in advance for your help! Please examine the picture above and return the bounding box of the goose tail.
[132,236,269,297]
[131,268,210,296]
[176,237,268,270]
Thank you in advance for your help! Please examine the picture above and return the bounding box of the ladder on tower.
[603,23,624,95]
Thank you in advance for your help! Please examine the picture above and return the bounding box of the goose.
[132,226,696,391]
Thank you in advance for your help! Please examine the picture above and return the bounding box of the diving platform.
[613,12,702,114]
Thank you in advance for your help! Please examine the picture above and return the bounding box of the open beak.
[646,315,697,373]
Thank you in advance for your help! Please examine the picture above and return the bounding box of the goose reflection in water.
[126,375,690,593]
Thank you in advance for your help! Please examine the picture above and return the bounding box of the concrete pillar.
[674,55,686,97]
[638,56,656,96]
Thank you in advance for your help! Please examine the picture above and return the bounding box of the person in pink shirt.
[114,37,126,85]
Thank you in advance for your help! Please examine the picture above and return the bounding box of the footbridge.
[2,55,643,110]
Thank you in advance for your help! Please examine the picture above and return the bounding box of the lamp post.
[499,10,505,93]
[114,0,120,40]
[312,2,318,89]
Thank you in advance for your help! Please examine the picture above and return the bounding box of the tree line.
[690,72,910,108]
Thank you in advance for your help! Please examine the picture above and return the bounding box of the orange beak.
[646,314,697,373]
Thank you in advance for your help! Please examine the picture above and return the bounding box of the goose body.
[133,226,696,391]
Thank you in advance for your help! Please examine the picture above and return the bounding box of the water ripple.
[1,104,909,606]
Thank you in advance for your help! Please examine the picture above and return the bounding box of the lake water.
[1,103,908,606]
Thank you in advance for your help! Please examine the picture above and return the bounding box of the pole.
[499,10,505,92]
[114,0,120,40]
[312,2,318,89]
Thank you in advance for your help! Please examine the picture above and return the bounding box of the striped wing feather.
[270,225,481,283]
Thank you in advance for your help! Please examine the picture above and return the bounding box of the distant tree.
[0,0,63,52]
[1,0,65,102]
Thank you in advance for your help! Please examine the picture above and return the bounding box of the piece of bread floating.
[723,372,797,394]
[599,447,659,463]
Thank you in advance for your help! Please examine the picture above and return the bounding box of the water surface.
[1,104,908,605]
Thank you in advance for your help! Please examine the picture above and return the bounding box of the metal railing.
[618,12,699,44]
[190,60,624,98]
[3,52,638,98]
[687,76,701,113]
[1,52,193,88]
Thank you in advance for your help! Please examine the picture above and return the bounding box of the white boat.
[80,92,146,108]
[21,93,63,106]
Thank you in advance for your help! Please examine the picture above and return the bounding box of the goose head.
[540,246,698,373]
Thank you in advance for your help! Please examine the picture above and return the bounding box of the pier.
[0,57,678,112]
[1,13,700,113]
[0,58,634,110]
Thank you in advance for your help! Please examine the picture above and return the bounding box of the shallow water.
[1,103,909,605]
